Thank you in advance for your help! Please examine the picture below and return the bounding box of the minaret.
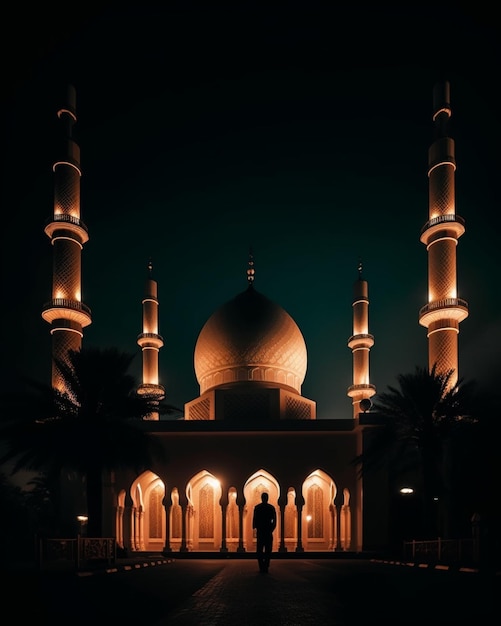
[419,81,468,386]
[347,261,376,418]
[247,246,255,286]
[42,85,92,391]
[137,260,165,419]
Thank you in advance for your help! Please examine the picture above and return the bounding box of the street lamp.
[77,515,88,536]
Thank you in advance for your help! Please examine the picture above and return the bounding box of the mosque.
[41,81,467,555]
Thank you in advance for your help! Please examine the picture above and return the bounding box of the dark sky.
[1,3,500,418]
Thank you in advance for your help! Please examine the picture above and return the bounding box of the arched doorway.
[302,469,337,551]
[186,470,222,551]
[243,469,280,552]
[129,470,165,552]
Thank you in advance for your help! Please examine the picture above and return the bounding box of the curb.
[76,557,175,577]
[370,558,501,576]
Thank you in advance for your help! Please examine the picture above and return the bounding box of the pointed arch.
[243,469,280,553]
[185,470,222,551]
[129,470,166,552]
[302,469,337,551]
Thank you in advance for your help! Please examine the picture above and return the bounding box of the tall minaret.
[247,246,255,286]
[42,85,92,391]
[419,81,468,386]
[347,261,376,418]
[137,260,165,419]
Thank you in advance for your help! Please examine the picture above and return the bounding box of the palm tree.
[0,346,181,537]
[354,364,477,539]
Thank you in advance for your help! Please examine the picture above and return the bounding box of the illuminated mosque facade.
[41,81,466,554]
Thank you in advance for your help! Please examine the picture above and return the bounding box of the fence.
[39,536,116,570]
[402,538,476,565]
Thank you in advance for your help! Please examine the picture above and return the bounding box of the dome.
[194,285,307,394]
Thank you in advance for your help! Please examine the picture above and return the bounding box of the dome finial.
[247,246,255,285]
[147,257,153,273]
[357,258,363,280]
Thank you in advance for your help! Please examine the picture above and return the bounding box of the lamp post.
[77,515,88,536]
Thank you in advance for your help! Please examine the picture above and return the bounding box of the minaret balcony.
[420,214,465,244]
[419,298,468,327]
[347,333,374,349]
[137,332,164,349]
[137,383,165,399]
[44,214,89,244]
[42,298,92,327]
[347,383,376,398]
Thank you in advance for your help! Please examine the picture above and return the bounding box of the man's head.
[261,493,269,503]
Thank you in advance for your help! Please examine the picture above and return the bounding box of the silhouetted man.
[252,492,277,572]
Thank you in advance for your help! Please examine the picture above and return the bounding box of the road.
[9,558,499,625]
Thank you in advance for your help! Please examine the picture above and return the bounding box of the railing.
[39,536,116,570]
[419,298,468,317]
[46,214,89,232]
[42,298,92,316]
[420,214,465,235]
[402,538,476,565]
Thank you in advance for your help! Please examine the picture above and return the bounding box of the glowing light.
[306,515,312,522]
[399,487,414,495]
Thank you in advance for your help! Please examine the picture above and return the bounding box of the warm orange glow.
[428,160,456,175]
[58,108,77,121]
[428,326,459,336]
[432,106,451,120]
[52,160,82,176]
[428,284,459,301]
[52,234,84,249]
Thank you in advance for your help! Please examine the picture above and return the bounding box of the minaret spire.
[137,259,165,419]
[418,81,468,386]
[347,260,376,418]
[247,246,255,286]
[42,85,92,391]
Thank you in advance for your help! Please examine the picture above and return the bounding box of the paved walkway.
[6,554,500,625]
[158,559,340,625]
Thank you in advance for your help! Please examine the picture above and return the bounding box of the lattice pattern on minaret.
[429,165,455,215]
[53,242,81,297]
[54,167,80,214]
[419,81,468,386]
[428,240,457,299]
[42,85,91,391]
[429,327,458,377]
[52,330,82,390]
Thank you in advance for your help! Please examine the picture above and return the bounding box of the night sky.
[2,4,500,418]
